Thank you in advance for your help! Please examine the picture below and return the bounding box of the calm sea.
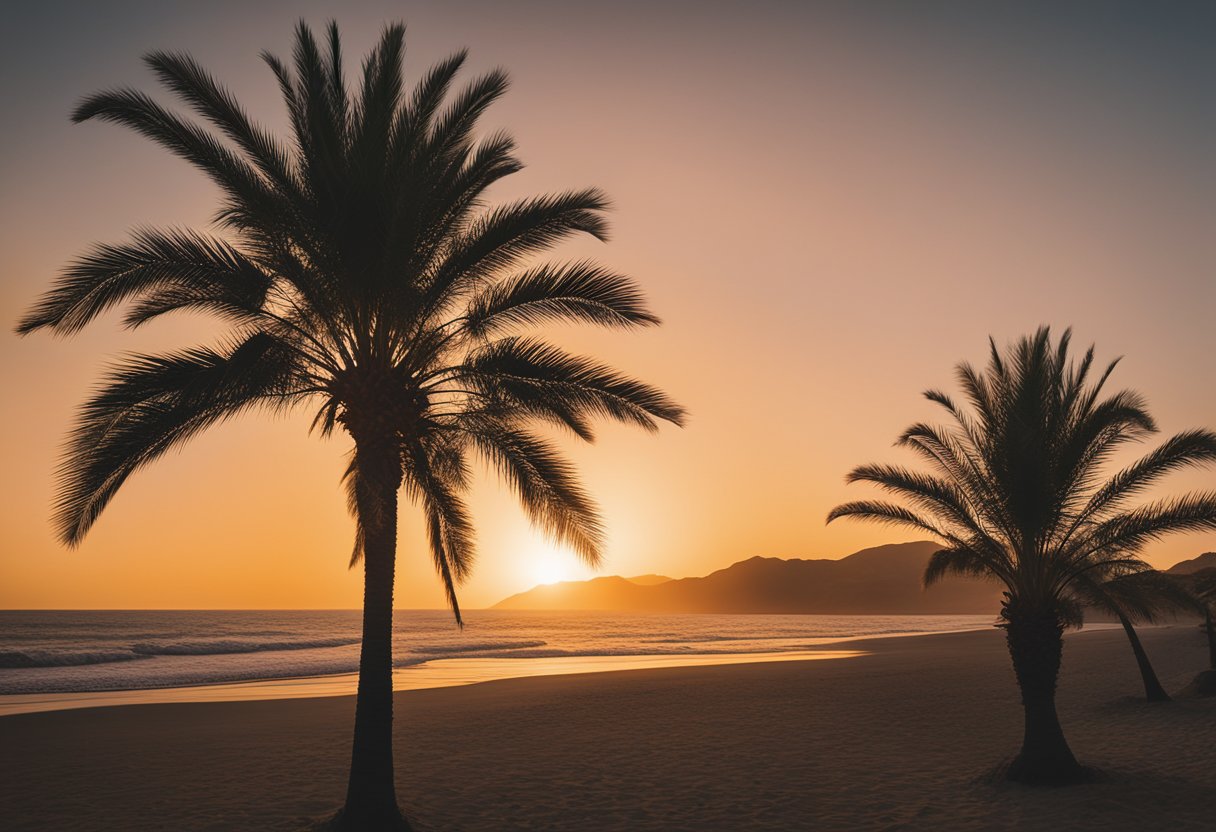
[0,610,995,714]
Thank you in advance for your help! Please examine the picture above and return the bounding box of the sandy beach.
[1,625,1212,832]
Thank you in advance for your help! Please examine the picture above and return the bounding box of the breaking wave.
[0,638,359,669]
[130,638,359,656]
[0,650,150,669]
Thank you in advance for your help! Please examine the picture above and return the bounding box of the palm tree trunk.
[1206,608,1216,670]
[1115,611,1170,702]
[340,435,409,831]
[1003,614,1086,784]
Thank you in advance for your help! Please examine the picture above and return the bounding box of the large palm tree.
[828,327,1216,784]
[16,21,684,830]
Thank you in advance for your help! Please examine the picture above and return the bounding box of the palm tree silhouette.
[828,327,1216,784]
[1186,568,1216,669]
[1077,570,1197,702]
[17,21,683,830]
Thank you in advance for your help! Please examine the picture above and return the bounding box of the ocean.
[0,610,995,715]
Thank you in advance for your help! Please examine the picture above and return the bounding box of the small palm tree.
[16,21,683,830]
[1187,568,1216,669]
[828,327,1216,784]
[1076,570,1198,702]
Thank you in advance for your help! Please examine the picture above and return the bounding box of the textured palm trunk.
[1004,614,1085,784]
[1115,612,1170,702]
[340,434,409,831]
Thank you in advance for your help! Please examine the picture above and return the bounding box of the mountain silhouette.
[494,541,1006,614]
[1165,552,1216,575]
[623,574,673,586]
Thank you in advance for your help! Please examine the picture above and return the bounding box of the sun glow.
[525,540,595,587]
[532,562,567,586]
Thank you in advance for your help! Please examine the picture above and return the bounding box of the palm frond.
[16,228,271,335]
[467,418,603,564]
[423,188,611,310]
[1069,430,1216,530]
[924,546,1000,588]
[1083,493,1216,559]
[1075,569,1203,623]
[463,261,660,337]
[391,49,468,158]
[426,68,510,157]
[827,500,960,547]
[143,50,297,191]
[351,23,406,159]
[56,332,303,545]
[844,463,1001,552]
[456,336,686,432]
[71,88,279,219]
[404,436,475,624]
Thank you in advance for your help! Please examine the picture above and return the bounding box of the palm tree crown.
[17,20,684,618]
[829,327,1216,624]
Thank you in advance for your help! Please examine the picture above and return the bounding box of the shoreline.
[0,622,1009,717]
[0,620,1006,720]
[1,626,1211,831]
[0,649,865,718]
[0,622,1135,718]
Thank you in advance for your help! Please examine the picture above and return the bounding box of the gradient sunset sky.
[2,0,1213,609]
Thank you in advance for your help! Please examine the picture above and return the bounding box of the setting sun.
[525,541,596,587]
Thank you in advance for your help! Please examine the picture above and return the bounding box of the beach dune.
[1,626,1212,831]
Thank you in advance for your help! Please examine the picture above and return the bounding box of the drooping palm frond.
[56,332,304,545]
[1074,568,1202,623]
[923,545,1008,587]
[464,416,605,564]
[405,435,475,623]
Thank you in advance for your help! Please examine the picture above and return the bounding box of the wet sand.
[1,626,1212,831]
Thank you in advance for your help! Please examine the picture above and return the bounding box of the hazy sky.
[2,1,1213,609]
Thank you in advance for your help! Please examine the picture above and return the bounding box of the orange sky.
[2,1,1213,609]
